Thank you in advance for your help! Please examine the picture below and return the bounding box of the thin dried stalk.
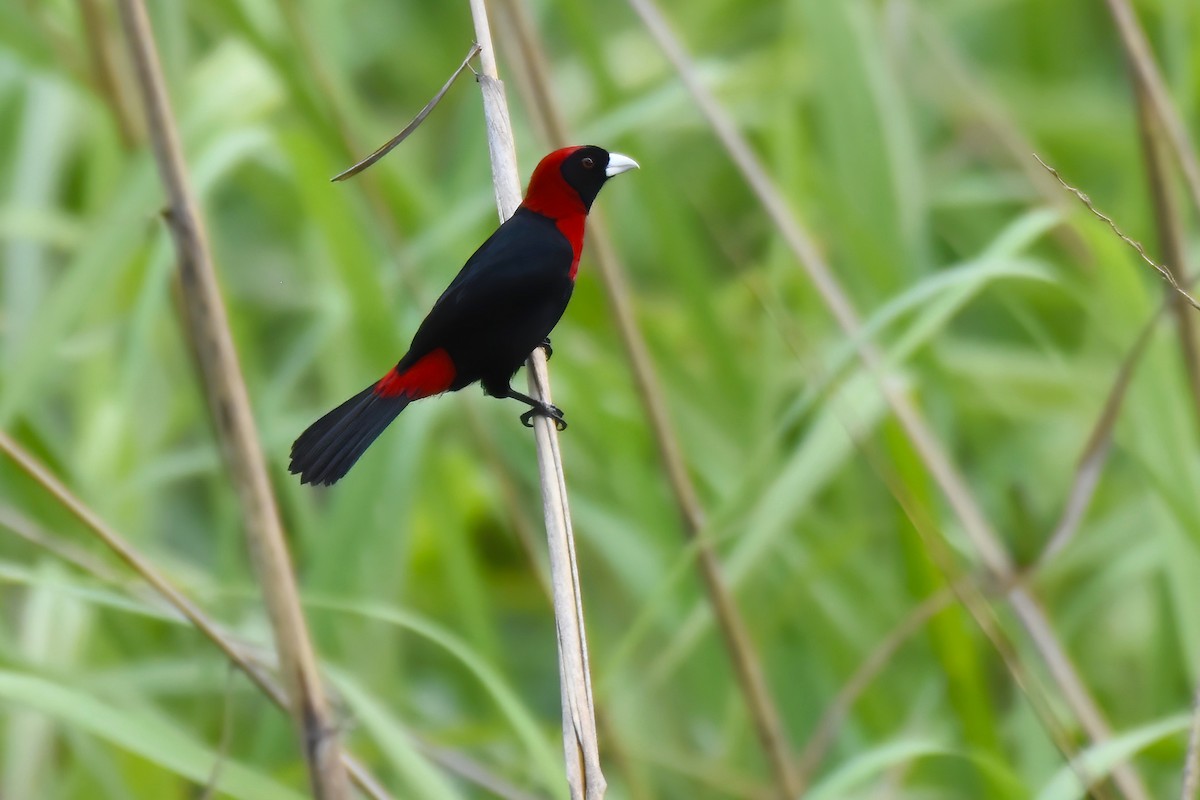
[199,666,238,800]
[492,2,798,797]
[0,431,394,800]
[1131,72,1200,412]
[114,2,347,797]
[626,1,1149,796]
[861,444,1112,799]
[1038,310,1160,564]
[1103,0,1200,217]
[1122,34,1200,798]
[79,0,137,147]
[912,11,1091,264]
[1034,155,1200,312]
[795,587,954,789]
[410,741,545,800]
[1184,686,1200,800]
[466,2,605,798]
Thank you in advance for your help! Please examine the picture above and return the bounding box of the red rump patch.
[375,348,456,399]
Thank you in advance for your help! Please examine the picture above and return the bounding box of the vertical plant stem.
[1130,65,1200,420]
[1125,43,1200,800]
[625,0,1150,797]
[492,2,799,797]
[1103,0,1200,216]
[1183,685,1200,800]
[0,432,393,800]
[466,2,605,798]
[79,0,137,147]
[796,588,953,787]
[114,3,347,797]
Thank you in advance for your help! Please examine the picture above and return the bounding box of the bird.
[289,145,639,486]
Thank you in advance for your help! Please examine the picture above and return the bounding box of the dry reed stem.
[1,433,538,800]
[1034,155,1200,313]
[626,0,1149,796]
[410,741,545,800]
[803,301,1164,781]
[1039,310,1160,564]
[1131,76,1200,415]
[912,12,1091,264]
[467,2,605,797]
[1102,0,1200,218]
[795,587,954,789]
[1184,685,1200,800]
[492,2,799,797]
[199,666,238,800]
[1120,35,1200,799]
[79,0,137,147]
[114,2,347,796]
[0,506,127,586]
[859,446,1113,799]
[0,431,394,800]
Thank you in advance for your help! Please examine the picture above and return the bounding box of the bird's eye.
[581,157,595,169]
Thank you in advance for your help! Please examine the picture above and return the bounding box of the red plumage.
[289,145,638,485]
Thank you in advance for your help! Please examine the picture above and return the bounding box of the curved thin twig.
[1034,154,1200,312]
[332,43,481,182]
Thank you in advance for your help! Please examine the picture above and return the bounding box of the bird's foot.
[538,337,553,361]
[520,401,567,431]
[505,387,568,431]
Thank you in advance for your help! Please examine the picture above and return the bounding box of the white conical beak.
[605,153,640,177]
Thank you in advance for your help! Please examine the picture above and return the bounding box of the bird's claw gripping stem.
[520,401,567,431]
[505,387,567,431]
[538,337,553,361]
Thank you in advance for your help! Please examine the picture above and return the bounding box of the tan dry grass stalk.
[1113,18,1200,794]
[912,12,1092,265]
[1038,309,1160,565]
[467,2,605,798]
[1131,73,1200,414]
[1184,685,1200,800]
[114,2,347,797]
[795,587,954,787]
[626,0,1151,796]
[79,0,137,148]
[1033,155,1200,313]
[1103,0,1200,218]
[0,431,395,800]
[491,2,801,798]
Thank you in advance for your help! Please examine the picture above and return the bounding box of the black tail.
[289,385,411,485]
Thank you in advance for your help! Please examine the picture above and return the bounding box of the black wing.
[404,207,575,383]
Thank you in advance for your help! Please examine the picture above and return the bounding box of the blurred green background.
[3,0,1200,797]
